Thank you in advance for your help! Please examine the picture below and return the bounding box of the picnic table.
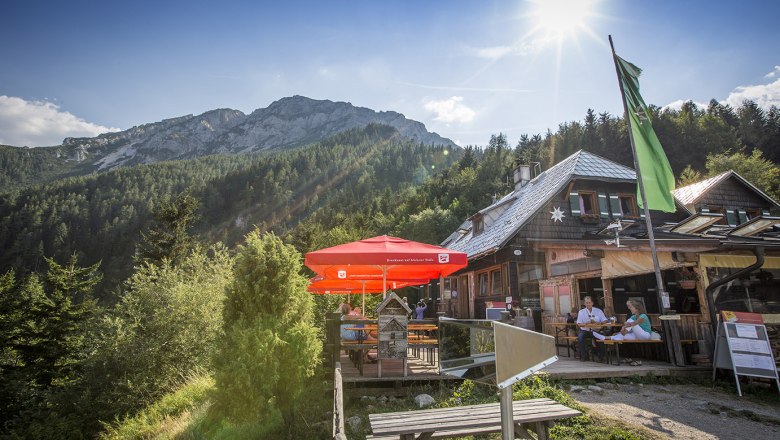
[367,397,581,440]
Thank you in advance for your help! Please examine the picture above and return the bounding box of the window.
[618,194,638,218]
[473,215,484,235]
[579,191,597,216]
[746,208,762,220]
[478,272,488,296]
[490,269,503,295]
[709,206,727,225]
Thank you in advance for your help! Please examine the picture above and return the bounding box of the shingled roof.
[673,170,780,209]
[441,150,636,258]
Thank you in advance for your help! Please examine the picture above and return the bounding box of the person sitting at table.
[339,303,360,341]
[565,306,578,337]
[576,296,608,361]
[593,300,651,342]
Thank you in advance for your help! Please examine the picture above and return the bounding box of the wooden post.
[333,363,347,440]
[327,312,341,370]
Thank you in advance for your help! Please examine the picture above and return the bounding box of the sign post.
[712,311,780,396]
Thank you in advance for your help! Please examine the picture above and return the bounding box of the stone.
[587,385,604,394]
[414,394,435,408]
[569,385,586,392]
[346,416,362,431]
[598,382,618,390]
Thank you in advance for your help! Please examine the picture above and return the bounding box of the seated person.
[594,300,651,341]
[576,296,608,361]
[566,306,579,337]
[339,303,360,341]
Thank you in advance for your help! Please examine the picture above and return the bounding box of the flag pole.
[609,35,683,365]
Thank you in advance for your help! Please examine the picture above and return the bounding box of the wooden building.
[440,151,780,352]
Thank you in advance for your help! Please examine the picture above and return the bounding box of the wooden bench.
[596,338,700,365]
[340,340,377,375]
[407,338,438,365]
[596,339,664,364]
[367,397,581,440]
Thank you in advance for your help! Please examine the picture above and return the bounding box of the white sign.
[735,324,758,339]
[337,270,347,279]
[438,253,449,263]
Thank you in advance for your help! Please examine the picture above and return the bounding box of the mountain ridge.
[57,95,456,169]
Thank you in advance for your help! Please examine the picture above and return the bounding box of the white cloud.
[423,96,476,124]
[662,99,709,112]
[721,77,780,110]
[764,66,780,78]
[0,96,120,147]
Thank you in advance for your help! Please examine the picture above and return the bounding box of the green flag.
[615,55,676,212]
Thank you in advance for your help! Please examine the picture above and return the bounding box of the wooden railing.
[333,362,347,440]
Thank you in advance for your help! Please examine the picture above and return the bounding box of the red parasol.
[304,235,467,294]
[307,275,428,311]
[307,276,425,294]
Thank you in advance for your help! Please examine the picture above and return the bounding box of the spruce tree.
[212,231,321,427]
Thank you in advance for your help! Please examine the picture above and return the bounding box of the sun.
[527,0,599,41]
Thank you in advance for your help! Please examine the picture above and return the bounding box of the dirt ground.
[569,382,780,439]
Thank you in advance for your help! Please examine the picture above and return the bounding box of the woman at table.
[594,300,650,341]
[350,307,377,339]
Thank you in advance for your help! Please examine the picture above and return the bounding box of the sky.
[1,0,779,148]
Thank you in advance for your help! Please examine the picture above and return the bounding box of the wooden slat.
[369,399,580,437]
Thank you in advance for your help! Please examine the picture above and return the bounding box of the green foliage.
[99,373,214,440]
[78,245,233,427]
[0,255,101,437]
[136,190,201,267]
[705,149,780,200]
[211,231,321,429]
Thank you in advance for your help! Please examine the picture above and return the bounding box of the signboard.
[494,321,557,389]
[712,311,779,396]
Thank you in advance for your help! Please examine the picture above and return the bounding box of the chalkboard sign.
[712,311,780,396]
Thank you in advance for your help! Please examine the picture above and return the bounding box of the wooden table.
[367,397,581,440]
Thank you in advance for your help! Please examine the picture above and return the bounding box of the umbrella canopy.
[307,276,426,294]
[304,235,468,292]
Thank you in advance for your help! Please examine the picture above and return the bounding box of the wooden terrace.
[338,346,708,385]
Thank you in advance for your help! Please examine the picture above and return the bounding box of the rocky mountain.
[57,96,456,170]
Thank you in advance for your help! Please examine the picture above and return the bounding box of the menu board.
[713,311,779,396]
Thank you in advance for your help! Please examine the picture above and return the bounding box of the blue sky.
[1,0,779,148]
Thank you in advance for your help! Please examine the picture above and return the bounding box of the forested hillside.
[0,124,461,299]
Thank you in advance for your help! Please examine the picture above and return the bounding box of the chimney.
[513,164,531,191]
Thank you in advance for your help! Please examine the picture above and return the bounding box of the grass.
[344,374,666,440]
[99,374,214,440]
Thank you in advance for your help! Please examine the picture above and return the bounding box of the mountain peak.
[22,96,457,171]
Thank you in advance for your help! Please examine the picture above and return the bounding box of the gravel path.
[569,383,780,439]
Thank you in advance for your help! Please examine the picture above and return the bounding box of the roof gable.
[673,170,780,209]
[442,150,637,257]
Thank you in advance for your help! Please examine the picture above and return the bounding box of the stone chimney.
[513,164,531,191]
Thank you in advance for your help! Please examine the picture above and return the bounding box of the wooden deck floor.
[340,347,708,384]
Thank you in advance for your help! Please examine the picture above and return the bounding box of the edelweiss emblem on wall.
[550,207,565,223]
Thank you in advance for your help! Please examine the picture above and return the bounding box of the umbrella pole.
[362,282,366,315]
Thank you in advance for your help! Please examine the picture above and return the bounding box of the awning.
[601,251,689,279]
[699,254,780,270]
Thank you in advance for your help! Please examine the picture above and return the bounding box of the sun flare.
[528,0,598,40]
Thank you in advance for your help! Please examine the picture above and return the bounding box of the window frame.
[578,191,598,216]
[617,193,639,218]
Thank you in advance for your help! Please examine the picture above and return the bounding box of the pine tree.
[136,190,200,267]
[212,231,321,428]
